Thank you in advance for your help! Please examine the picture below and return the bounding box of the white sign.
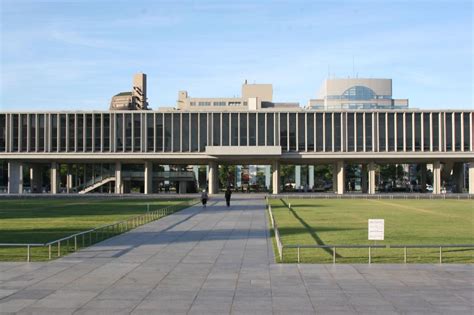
[368,219,384,240]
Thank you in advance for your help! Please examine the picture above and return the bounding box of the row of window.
[0,111,471,153]
[189,101,245,107]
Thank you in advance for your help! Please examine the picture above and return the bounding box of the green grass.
[0,198,194,261]
[269,198,474,264]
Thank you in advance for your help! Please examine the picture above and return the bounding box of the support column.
[432,161,441,194]
[452,162,464,193]
[308,165,314,190]
[368,162,376,194]
[115,161,122,194]
[420,163,427,193]
[332,164,337,193]
[469,163,474,195]
[30,164,43,193]
[8,161,23,194]
[272,160,280,195]
[295,165,301,190]
[335,161,345,195]
[265,165,271,190]
[361,164,368,193]
[208,161,217,194]
[193,166,199,189]
[50,162,59,194]
[66,165,73,194]
[179,181,187,194]
[144,161,152,194]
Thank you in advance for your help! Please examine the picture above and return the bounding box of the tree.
[218,164,236,189]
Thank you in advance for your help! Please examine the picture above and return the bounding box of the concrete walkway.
[0,195,472,314]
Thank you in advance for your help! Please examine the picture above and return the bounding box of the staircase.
[78,174,115,194]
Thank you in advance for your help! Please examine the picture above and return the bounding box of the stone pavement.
[0,195,472,314]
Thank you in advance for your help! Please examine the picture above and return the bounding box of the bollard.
[333,247,336,264]
[404,247,407,264]
[74,236,77,251]
[369,246,371,264]
[439,247,442,264]
[82,234,85,247]
[58,241,61,257]
[48,244,52,260]
[27,245,30,262]
[297,247,300,263]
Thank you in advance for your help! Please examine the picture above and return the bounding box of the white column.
[295,165,301,190]
[51,162,59,194]
[8,161,23,194]
[144,161,152,194]
[115,161,122,194]
[332,163,338,193]
[30,164,43,193]
[208,161,217,194]
[433,161,441,194]
[308,165,314,189]
[272,160,280,195]
[66,165,73,193]
[265,165,271,190]
[193,165,199,189]
[368,162,376,194]
[336,160,345,195]
[469,163,474,195]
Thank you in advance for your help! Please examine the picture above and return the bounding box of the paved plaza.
[0,195,472,314]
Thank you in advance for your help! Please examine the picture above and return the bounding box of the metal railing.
[0,199,199,262]
[267,193,473,200]
[265,196,474,264]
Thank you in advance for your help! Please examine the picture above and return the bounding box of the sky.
[0,0,472,111]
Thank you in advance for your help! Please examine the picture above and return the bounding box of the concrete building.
[308,78,409,110]
[109,73,149,110]
[0,74,472,195]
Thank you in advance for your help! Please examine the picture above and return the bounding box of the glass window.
[78,114,84,151]
[94,114,101,152]
[446,113,452,151]
[38,114,45,151]
[325,113,333,151]
[267,113,274,146]
[103,114,110,152]
[365,113,372,151]
[356,113,363,152]
[405,113,412,150]
[51,114,57,152]
[182,113,189,152]
[432,113,439,151]
[147,114,153,152]
[316,113,323,151]
[307,113,314,151]
[156,113,163,151]
[240,113,247,146]
[396,113,403,151]
[60,114,66,152]
[423,113,430,151]
[190,113,198,152]
[298,113,305,151]
[289,113,296,151]
[173,113,180,151]
[388,113,395,151]
[378,113,386,151]
[68,115,75,151]
[280,113,288,151]
[213,113,220,146]
[257,113,265,146]
[85,114,93,151]
[164,113,172,152]
[231,113,238,146]
[0,115,5,151]
[21,114,28,152]
[454,113,462,151]
[222,113,229,146]
[341,86,376,100]
[134,114,141,151]
[28,114,36,152]
[463,112,470,151]
[249,113,256,146]
[12,114,19,151]
[123,114,131,151]
[199,113,207,151]
[348,113,355,151]
[414,113,421,151]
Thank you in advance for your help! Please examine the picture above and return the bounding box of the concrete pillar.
[432,161,441,194]
[469,163,474,195]
[30,164,43,193]
[308,165,314,190]
[335,161,345,195]
[8,161,23,194]
[332,164,337,193]
[265,165,271,190]
[193,166,199,189]
[115,161,122,194]
[144,161,152,194]
[295,165,301,190]
[236,165,241,188]
[50,162,59,194]
[452,162,464,193]
[420,163,427,193]
[368,162,376,194]
[361,164,368,193]
[179,181,187,194]
[66,165,73,193]
[208,161,217,194]
[272,160,280,195]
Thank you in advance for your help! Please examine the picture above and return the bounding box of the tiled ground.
[0,195,472,314]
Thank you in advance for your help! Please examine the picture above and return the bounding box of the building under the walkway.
[0,74,472,195]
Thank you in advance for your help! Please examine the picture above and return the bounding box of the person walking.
[201,190,208,208]
[225,186,232,207]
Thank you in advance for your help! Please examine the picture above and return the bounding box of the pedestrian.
[225,186,232,207]
[201,190,208,208]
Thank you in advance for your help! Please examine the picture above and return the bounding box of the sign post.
[368,219,384,263]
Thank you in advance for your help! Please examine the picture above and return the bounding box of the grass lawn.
[0,198,194,261]
[269,198,474,263]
